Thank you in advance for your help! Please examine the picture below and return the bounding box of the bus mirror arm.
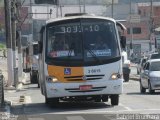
[120,35,126,50]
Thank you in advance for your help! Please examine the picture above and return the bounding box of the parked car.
[140,59,160,94]
[137,57,147,75]
[148,53,160,60]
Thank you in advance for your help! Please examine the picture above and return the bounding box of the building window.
[127,27,141,34]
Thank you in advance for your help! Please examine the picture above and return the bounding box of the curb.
[0,100,11,114]
[130,75,140,81]
[4,72,27,91]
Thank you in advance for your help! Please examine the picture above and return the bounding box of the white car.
[137,57,147,74]
[148,53,160,60]
[140,59,160,94]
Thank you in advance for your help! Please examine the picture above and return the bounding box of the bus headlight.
[46,76,59,83]
[110,73,121,80]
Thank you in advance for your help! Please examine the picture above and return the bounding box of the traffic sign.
[127,14,141,23]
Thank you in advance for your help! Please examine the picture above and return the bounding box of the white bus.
[38,14,125,106]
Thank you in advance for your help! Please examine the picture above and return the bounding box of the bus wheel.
[110,95,119,106]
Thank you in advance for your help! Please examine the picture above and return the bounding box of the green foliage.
[0,43,5,49]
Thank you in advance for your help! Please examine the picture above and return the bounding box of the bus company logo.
[82,75,87,81]
[64,68,71,75]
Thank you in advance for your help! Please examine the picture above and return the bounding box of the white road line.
[67,116,86,120]
[119,103,132,111]
[104,115,117,120]
[28,118,44,120]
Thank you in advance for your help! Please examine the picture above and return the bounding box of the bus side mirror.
[120,35,126,49]
[38,41,43,54]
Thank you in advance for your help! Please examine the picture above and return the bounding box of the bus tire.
[110,95,119,106]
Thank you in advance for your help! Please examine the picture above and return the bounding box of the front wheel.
[148,82,155,94]
[110,95,119,106]
[140,80,146,93]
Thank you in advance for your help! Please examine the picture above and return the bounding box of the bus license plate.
[79,85,92,91]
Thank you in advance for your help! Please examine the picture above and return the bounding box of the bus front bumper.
[45,79,123,98]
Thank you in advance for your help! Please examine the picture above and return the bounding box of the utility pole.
[149,0,153,51]
[83,0,86,13]
[16,0,23,78]
[79,0,82,13]
[56,0,59,18]
[4,0,14,87]
[111,0,114,18]
[11,0,18,87]
[129,0,133,57]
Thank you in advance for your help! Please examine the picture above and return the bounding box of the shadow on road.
[11,101,114,116]
[127,92,160,95]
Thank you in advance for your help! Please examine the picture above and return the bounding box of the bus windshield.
[46,18,120,65]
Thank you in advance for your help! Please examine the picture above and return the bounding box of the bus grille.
[65,86,106,92]
[64,75,104,81]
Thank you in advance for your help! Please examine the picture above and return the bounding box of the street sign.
[127,14,141,23]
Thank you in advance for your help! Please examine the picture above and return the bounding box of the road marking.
[28,118,44,120]
[19,95,32,103]
[119,103,132,111]
[66,116,85,120]
[104,115,117,120]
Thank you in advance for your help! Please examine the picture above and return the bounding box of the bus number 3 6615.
[88,69,101,74]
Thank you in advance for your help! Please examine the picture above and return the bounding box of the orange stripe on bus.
[48,65,84,83]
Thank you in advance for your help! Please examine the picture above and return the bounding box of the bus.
[38,14,125,106]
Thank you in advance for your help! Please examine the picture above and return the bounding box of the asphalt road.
[8,75,160,120]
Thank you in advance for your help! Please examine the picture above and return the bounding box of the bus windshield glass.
[46,18,120,64]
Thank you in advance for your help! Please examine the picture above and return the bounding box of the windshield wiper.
[85,47,103,64]
[68,49,73,58]
[68,43,75,58]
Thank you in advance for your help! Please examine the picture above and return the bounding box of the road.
[6,69,160,120]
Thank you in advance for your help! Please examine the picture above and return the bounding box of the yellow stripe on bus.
[48,65,84,83]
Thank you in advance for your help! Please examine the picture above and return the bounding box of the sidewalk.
[1,72,30,119]
[129,62,140,81]
[130,74,140,81]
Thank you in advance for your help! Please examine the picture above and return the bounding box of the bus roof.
[45,15,116,25]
